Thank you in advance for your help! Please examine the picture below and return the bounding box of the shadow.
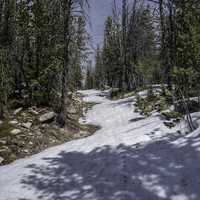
[111,98,134,107]
[21,136,200,200]
[192,115,200,128]
[18,199,29,200]
[129,117,145,123]
[126,121,158,133]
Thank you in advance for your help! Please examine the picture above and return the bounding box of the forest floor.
[0,93,99,165]
[0,89,200,200]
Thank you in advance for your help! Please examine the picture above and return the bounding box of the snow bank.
[0,89,200,200]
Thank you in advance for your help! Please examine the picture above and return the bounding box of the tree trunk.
[122,0,128,91]
[159,0,171,89]
[57,0,72,127]
[179,89,195,132]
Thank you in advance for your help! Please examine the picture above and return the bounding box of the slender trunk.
[159,0,172,89]
[167,1,175,90]
[0,62,4,119]
[179,89,195,132]
[0,102,3,119]
[35,34,41,79]
[57,0,72,127]
[122,0,128,91]
[9,0,23,97]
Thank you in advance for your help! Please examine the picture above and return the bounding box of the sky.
[87,0,120,49]
[87,0,154,47]
[86,0,121,63]
[86,0,153,63]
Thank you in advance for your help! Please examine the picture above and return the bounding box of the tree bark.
[57,0,72,127]
[121,0,128,91]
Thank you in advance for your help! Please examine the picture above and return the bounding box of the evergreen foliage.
[0,0,89,126]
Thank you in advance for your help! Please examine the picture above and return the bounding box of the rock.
[104,85,110,90]
[16,140,26,147]
[0,120,2,125]
[27,132,34,136]
[9,120,18,125]
[8,154,17,162]
[73,131,88,139]
[68,114,79,121]
[0,139,7,145]
[31,110,39,115]
[177,130,182,135]
[173,118,181,123]
[39,112,56,123]
[21,112,28,117]
[68,105,77,114]
[13,107,23,115]
[164,121,176,129]
[73,134,81,139]
[0,146,11,157]
[11,129,22,135]
[22,122,32,129]
[22,149,29,154]
[67,92,73,98]
[79,131,88,136]
[0,156,4,164]
[29,108,39,115]
[41,124,48,129]
[109,88,120,99]
[52,124,59,129]
[60,128,65,134]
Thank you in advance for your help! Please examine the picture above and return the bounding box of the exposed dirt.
[0,93,99,165]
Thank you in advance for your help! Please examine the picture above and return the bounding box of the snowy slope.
[0,90,200,200]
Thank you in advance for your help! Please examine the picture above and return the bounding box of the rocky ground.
[0,93,99,165]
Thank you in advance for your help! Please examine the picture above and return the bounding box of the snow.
[0,89,200,200]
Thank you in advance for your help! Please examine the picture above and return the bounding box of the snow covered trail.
[1,90,200,200]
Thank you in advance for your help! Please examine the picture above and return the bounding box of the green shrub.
[135,89,170,116]
[162,111,182,120]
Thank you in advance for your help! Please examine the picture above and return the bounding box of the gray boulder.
[9,120,18,125]
[29,109,39,115]
[164,121,176,129]
[11,129,22,135]
[39,112,56,123]
[22,122,32,129]
[68,105,77,114]
[13,108,23,115]
[0,139,6,145]
[0,156,4,164]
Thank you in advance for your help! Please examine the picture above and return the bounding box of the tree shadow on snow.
[111,98,134,107]
[21,136,200,200]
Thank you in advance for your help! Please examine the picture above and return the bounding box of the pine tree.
[0,0,15,118]
[0,0,90,125]
[70,15,88,90]
[95,1,158,91]
[94,45,103,89]
[85,60,94,89]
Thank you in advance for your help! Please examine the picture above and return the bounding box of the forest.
[0,0,200,129]
[0,0,89,127]
[87,0,200,131]
[1,0,200,199]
